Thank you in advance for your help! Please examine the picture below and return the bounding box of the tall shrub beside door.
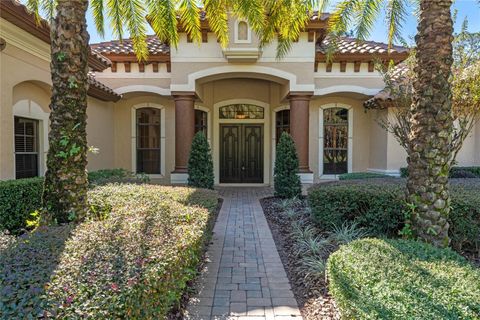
[274,132,302,198]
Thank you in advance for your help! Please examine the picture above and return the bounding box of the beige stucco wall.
[310,96,373,180]
[0,19,115,180]
[112,94,175,184]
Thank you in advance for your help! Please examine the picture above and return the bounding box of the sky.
[81,1,479,45]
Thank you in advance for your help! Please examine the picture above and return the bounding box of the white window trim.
[318,103,353,180]
[12,99,49,178]
[234,19,252,44]
[131,103,166,178]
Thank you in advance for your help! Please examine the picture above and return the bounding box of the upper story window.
[235,20,251,43]
[136,108,161,174]
[219,104,264,119]
[14,117,39,179]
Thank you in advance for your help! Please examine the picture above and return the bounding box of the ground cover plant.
[0,184,218,319]
[327,238,480,320]
[0,169,145,234]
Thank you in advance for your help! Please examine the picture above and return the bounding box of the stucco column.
[172,92,195,175]
[289,92,312,174]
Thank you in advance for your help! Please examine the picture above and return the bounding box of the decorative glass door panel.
[323,108,348,175]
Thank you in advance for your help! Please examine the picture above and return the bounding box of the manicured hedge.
[327,238,480,320]
[338,172,391,180]
[0,184,218,319]
[0,169,143,234]
[308,179,480,253]
[400,166,480,178]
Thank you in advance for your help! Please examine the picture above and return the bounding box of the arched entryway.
[213,99,270,185]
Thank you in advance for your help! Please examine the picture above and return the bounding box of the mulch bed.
[167,198,224,320]
[260,197,340,320]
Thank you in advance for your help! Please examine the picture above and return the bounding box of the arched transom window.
[136,108,161,174]
[219,104,264,119]
[323,108,348,175]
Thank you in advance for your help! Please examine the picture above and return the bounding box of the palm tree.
[27,0,323,223]
[329,0,455,247]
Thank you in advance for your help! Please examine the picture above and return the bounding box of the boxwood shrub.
[0,184,218,319]
[0,169,144,234]
[400,166,480,178]
[338,172,391,180]
[308,179,480,253]
[327,238,480,320]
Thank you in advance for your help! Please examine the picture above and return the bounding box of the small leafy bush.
[274,132,301,198]
[0,184,218,319]
[338,172,391,180]
[400,166,480,178]
[0,169,146,234]
[188,132,214,189]
[308,179,480,253]
[327,238,480,319]
[0,177,43,234]
[308,180,405,237]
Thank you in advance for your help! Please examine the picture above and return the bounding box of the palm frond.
[91,0,105,38]
[120,0,148,61]
[329,0,361,35]
[232,0,265,33]
[385,0,407,48]
[179,0,202,43]
[146,0,179,48]
[40,0,56,21]
[203,0,229,47]
[355,0,383,41]
[106,0,124,40]
[25,0,41,24]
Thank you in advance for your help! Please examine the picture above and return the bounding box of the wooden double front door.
[220,124,263,183]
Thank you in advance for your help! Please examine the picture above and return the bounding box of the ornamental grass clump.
[188,132,214,189]
[0,184,218,319]
[274,132,302,198]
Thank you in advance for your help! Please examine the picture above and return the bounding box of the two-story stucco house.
[1,0,479,185]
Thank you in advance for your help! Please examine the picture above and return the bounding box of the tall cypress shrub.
[274,132,302,198]
[188,132,214,189]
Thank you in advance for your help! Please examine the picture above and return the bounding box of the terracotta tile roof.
[90,36,170,55]
[317,36,409,56]
[363,63,410,109]
[87,72,122,102]
[0,0,111,71]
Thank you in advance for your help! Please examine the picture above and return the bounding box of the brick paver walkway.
[186,187,303,320]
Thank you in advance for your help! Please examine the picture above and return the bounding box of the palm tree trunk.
[42,0,90,223]
[407,0,454,247]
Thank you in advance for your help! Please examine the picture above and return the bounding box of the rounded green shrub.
[188,132,214,189]
[0,184,218,319]
[308,179,480,253]
[327,238,480,320]
[0,169,145,234]
[274,132,301,198]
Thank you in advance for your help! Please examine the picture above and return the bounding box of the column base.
[171,172,189,184]
[298,172,314,184]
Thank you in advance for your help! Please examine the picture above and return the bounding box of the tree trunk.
[42,0,90,223]
[407,0,454,247]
